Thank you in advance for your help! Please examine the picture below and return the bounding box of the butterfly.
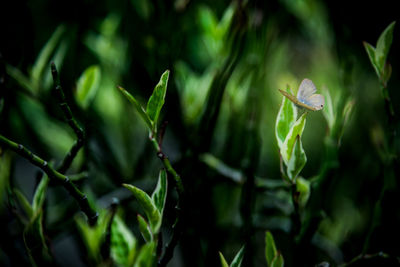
[278,79,325,111]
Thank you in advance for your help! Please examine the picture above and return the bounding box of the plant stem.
[148,134,185,267]
[51,63,86,173]
[51,63,84,140]
[0,134,98,225]
[150,136,184,196]
[291,182,301,236]
[362,81,397,254]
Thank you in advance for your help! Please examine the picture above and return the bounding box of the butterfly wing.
[279,81,325,111]
[304,94,325,110]
[297,79,316,102]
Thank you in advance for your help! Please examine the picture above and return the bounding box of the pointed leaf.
[5,64,34,93]
[31,25,65,88]
[151,169,168,216]
[271,252,284,267]
[287,136,307,180]
[32,175,49,213]
[363,42,380,78]
[375,21,395,73]
[219,252,229,267]
[123,184,161,232]
[281,113,307,165]
[133,241,156,267]
[265,231,277,266]
[13,189,33,218]
[146,70,169,129]
[276,86,298,149]
[75,65,101,109]
[230,245,245,267]
[111,215,137,267]
[137,214,153,243]
[118,86,153,130]
[198,6,218,33]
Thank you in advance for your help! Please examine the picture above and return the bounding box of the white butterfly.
[279,79,325,111]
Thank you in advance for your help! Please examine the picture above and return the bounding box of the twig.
[158,121,168,148]
[51,62,85,173]
[149,132,184,267]
[150,136,184,197]
[0,134,98,225]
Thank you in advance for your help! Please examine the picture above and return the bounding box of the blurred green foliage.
[1,0,400,266]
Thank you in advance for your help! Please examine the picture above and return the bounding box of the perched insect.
[279,79,325,111]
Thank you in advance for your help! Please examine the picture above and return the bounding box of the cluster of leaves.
[363,22,395,87]
[10,175,51,265]
[76,65,171,266]
[76,170,167,267]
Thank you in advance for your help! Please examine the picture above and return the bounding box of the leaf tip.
[122,183,130,189]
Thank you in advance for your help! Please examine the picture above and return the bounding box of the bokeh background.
[1,0,399,266]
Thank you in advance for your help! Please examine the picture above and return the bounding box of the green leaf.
[381,62,392,87]
[281,113,307,165]
[200,153,243,183]
[17,94,74,157]
[146,70,169,130]
[23,211,52,265]
[111,215,137,267]
[13,189,33,218]
[338,99,355,143]
[375,21,395,73]
[5,64,34,93]
[118,86,153,130]
[151,169,168,217]
[133,241,156,267]
[363,42,380,78]
[296,177,311,208]
[0,152,12,204]
[75,210,112,263]
[322,86,334,130]
[265,231,277,266]
[31,25,65,89]
[137,214,153,243]
[42,38,69,91]
[276,85,298,149]
[76,65,101,109]
[219,252,229,267]
[271,252,284,267]
[230,245,245,267]
[286,135,307,180]
[123,184,161,232]
[198,6,218,34]
[32,175,49,213]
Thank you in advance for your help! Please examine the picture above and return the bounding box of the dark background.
[1,0,399,266]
